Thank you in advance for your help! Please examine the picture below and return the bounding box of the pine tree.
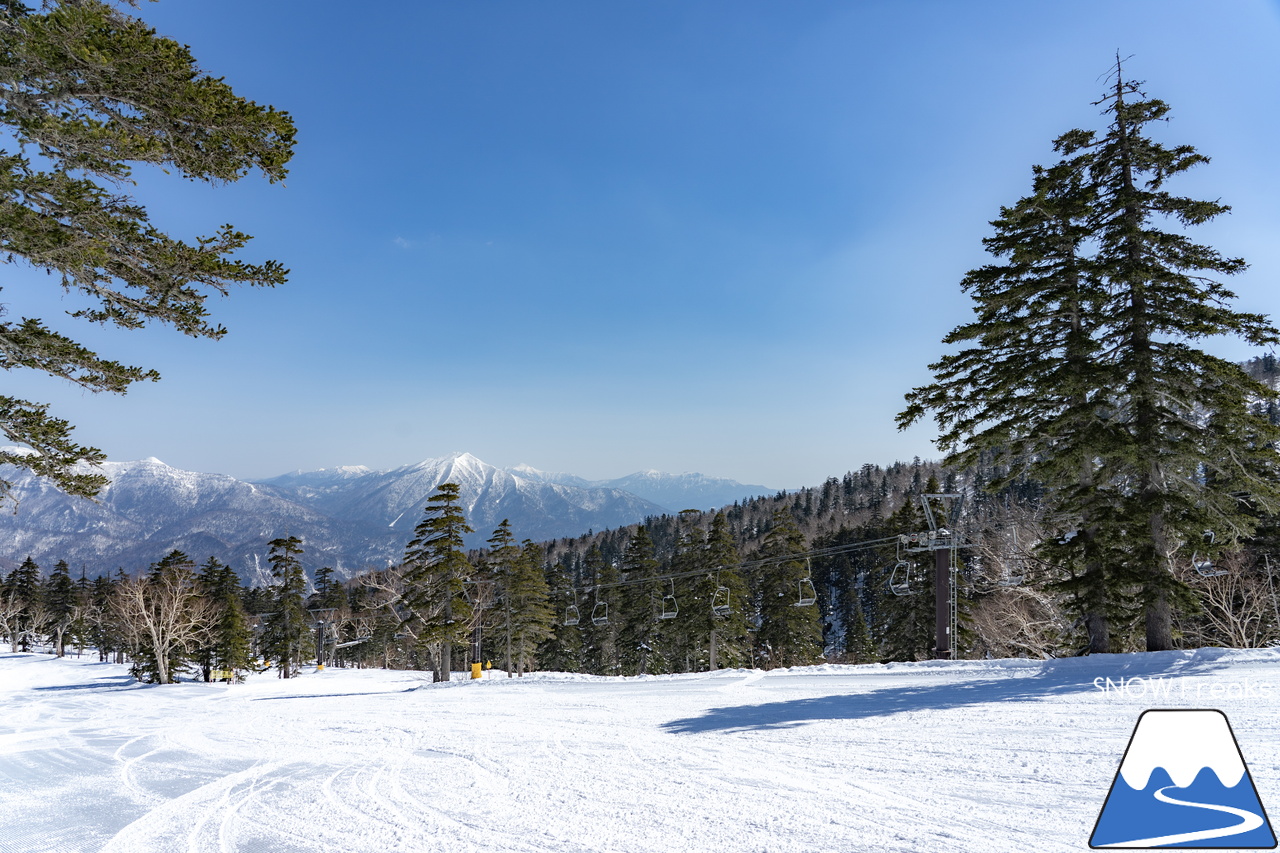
[262,537,309,678]
[486,519,522,674]
[538,558,583,672]
[4,556,43,651]
[875,497,937,661]
[0,1,294,501]
[845,602,876,664]
[900,61,1280,653]
[196,557,252,681]
[898,150,1119,652]
[401,483,474,682]
[690,512,750,670]
[507,541,555,675]
[311,566,347,610]
[45,560,78,657]
[579,546,620,675]
[1063,62,1280,650]
[85,573,121,662]
[754,510,823,668]
[616,527,661,676]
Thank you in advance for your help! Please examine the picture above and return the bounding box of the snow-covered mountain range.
[0,451,769,581]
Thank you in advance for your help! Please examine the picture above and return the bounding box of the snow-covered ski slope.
[2,649,1278,852]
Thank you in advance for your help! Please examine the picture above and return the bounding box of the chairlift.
[794,559,817,607]
[1191,553,1227,578]
[1000,525,1025,586]
[591,596,609,626]
[1191,531,1227,578]
[711,572,732,617]
[888,560,913,597]
[564,590,581,627]
[659,579,678,620]
[999,561,1026,587]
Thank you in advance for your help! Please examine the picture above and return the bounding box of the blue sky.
[8,0,1280,489]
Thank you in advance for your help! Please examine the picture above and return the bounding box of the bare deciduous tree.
[1179,552,1280,649]
[970,587,1071,659]
[112,571,215,684]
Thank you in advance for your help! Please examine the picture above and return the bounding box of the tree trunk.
[1084,612,1110,654]
[1146,590,1173,651]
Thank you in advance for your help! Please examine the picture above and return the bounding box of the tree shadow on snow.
[32,674,137,691]
[662,651,1242,734]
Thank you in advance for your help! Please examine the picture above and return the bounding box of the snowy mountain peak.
[1118,710,1246,790]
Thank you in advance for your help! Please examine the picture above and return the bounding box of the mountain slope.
[1,452,755,580]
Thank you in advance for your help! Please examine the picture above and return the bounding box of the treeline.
[7,445,1278,681]
[0,537,335,684]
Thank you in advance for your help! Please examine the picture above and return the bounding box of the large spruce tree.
[0,1,294,501]
[507,540,555,676]
[45,559,77,657]
[4,556,43,651]
[616,526,661,676]
[401,483,473,682]
[901,60,1280,652]
[753,510,823,668]
[263,537,309,678]
[196,557,252,681]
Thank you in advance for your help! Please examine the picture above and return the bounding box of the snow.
[2,648,1279,852]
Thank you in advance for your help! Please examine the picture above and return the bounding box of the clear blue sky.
[8,0,1280,489]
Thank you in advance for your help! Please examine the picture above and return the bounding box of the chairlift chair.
[1000,558,1026,587]
[591,599,609,626]
[794,560,817,606]
[711,574,732,617]
[888,560,913,597]
[1191,553,1227,578]
[564,590,581,627]
[1191,531,1227,578]
[659,579,678,620]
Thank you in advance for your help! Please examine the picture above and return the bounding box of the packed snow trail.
[1,649,1278,852]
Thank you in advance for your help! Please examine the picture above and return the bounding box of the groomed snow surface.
[2,649,1278,852]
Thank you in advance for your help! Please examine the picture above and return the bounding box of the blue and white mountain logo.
[1091,709,1276,848]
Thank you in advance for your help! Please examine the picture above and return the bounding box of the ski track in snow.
[1,650,1279,852]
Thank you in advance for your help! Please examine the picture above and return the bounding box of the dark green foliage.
[579,546,620,675]
[900,60,1280,653]
[874,497,937,661]
[84,572,122,662]
[753,510,823,668]
[311,567,346,611]
[262,537,308,678]
[616,527,661,675]
[196,557,252,681]
[401,483,474,682]
[0,0,294,501]
[682,512,750,670]
[485,519,521,672]
[44,559,77,656]
[507,540,555,675]
[538,558,583,672]
[3,556,43,650]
